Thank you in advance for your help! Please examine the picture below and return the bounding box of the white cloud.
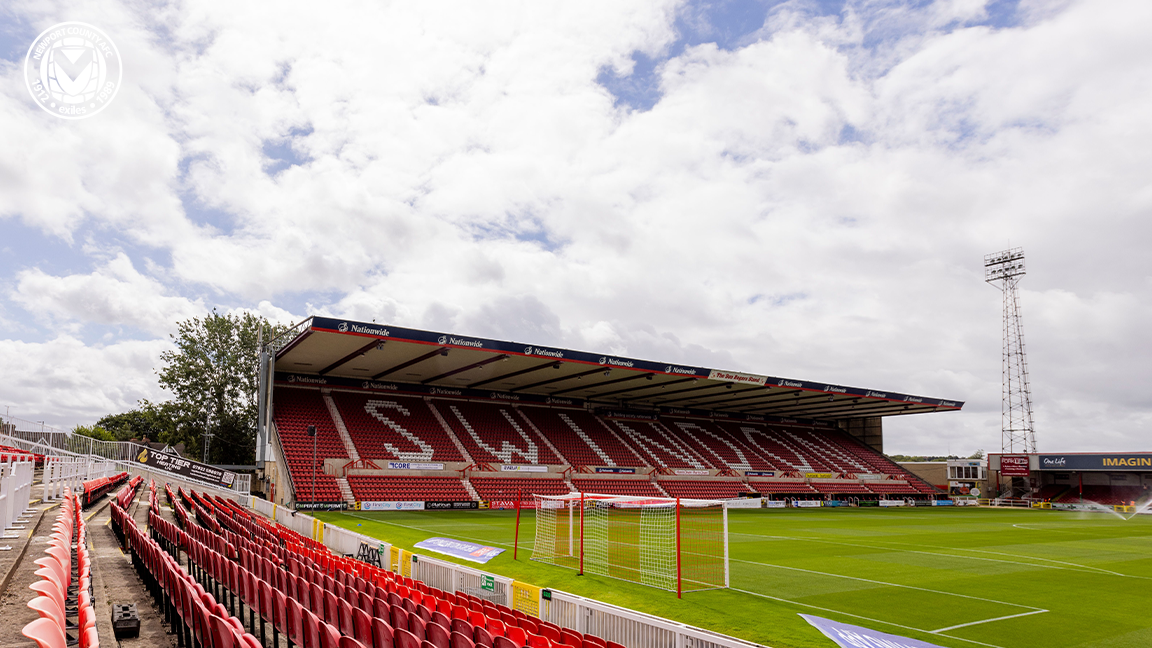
[0,335,171,428]
[12,253,203,335]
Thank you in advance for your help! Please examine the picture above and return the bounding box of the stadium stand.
[716,423,811,472]
[602,419,712,470]
[572,478,664,497]
[347,476,472,502]
[333,392,466,462]
[274,388,347,502]
[1055,485,1148,506]
[663,419,775,472]
[865,481,920,496]
[270,386,943,505]
[436,400,560,466]
[814,481,875,495]
[748,480,817,495]
[516,406,645,467]
[658,480,755,500]
[470,476,572,504]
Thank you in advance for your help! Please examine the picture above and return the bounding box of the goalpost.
[530,493,728,597]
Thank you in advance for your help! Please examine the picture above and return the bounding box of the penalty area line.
[931,610,1048,633]
[730,557,1044,611]
[731,588,1008,648]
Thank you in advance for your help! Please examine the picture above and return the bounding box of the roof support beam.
[372,347,449,380]
[468,360,561,388]
[549,372,655,397]
[512,366,606,392]
[318,340,383,375]
[422,354,510,384]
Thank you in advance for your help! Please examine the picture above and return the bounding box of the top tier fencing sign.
[136,448,237,489]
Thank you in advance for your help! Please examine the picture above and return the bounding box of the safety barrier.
[41,458,88,502]
[0,432,250,495]
[1,459,35,539]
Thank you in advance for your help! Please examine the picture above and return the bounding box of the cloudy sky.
[1,0,1149,455]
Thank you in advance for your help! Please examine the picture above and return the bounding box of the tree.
[968,449,985,460]
[72,425,116,442]
[158,311,286,465]
[96,400,183,444]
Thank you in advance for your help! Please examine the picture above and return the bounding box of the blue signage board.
[413,537,505,564]
[1038,454,1152,471]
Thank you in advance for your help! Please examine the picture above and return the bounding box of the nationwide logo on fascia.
[337,321,391,337]
[823,386,847,394]
[866,391,888,399]
[524,346,563,358]
[664,365,697,375]
[778,379,803,388]
[599,356,635,368]
[438,335,483,348]
[288,375,327,384]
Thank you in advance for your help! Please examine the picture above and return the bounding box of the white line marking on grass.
[931,610,1049,633]
[730,557,1044,610]
[342,512,529,550]
[732,531,1149,579]
[731,588,1009,648]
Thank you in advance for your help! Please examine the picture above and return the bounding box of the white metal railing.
[1,459,35,540]
[0,432,250,495]
[41,458,88,502]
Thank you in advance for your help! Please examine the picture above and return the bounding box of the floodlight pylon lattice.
[984,247,1037,454]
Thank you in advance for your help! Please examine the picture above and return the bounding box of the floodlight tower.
[984,248,1037,454]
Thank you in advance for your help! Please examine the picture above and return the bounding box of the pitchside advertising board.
[360,501,478,511]
[1038,454,1152,471]
[136,448,237,489]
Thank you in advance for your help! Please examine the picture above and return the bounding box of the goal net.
[531,493,728,595]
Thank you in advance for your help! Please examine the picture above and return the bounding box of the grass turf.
[314,506,1152,648]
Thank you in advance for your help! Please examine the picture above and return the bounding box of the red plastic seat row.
[174,486,624,648]
[23,490,99,648]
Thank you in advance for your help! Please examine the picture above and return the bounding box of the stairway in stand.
[336,477,356,507]
[461,477,481,501]
[323,391,360,462]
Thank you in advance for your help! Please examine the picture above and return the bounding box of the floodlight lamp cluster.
[984,247,1026,283]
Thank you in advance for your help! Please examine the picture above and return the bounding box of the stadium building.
[989,452,1152,509]
[256,316,964,510]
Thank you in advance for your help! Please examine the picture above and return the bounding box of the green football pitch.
[314,507,1152,648]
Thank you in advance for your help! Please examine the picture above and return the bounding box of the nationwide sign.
[1000,455,1030,476]
[800,614,947,648]
[136,448,236,489]
[1037,453,1152,471]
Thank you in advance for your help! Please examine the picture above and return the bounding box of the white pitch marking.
[931,610,1049,633]
[732,530,1147,578]
[731,588,1009,648]
[730,557,1044,610]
